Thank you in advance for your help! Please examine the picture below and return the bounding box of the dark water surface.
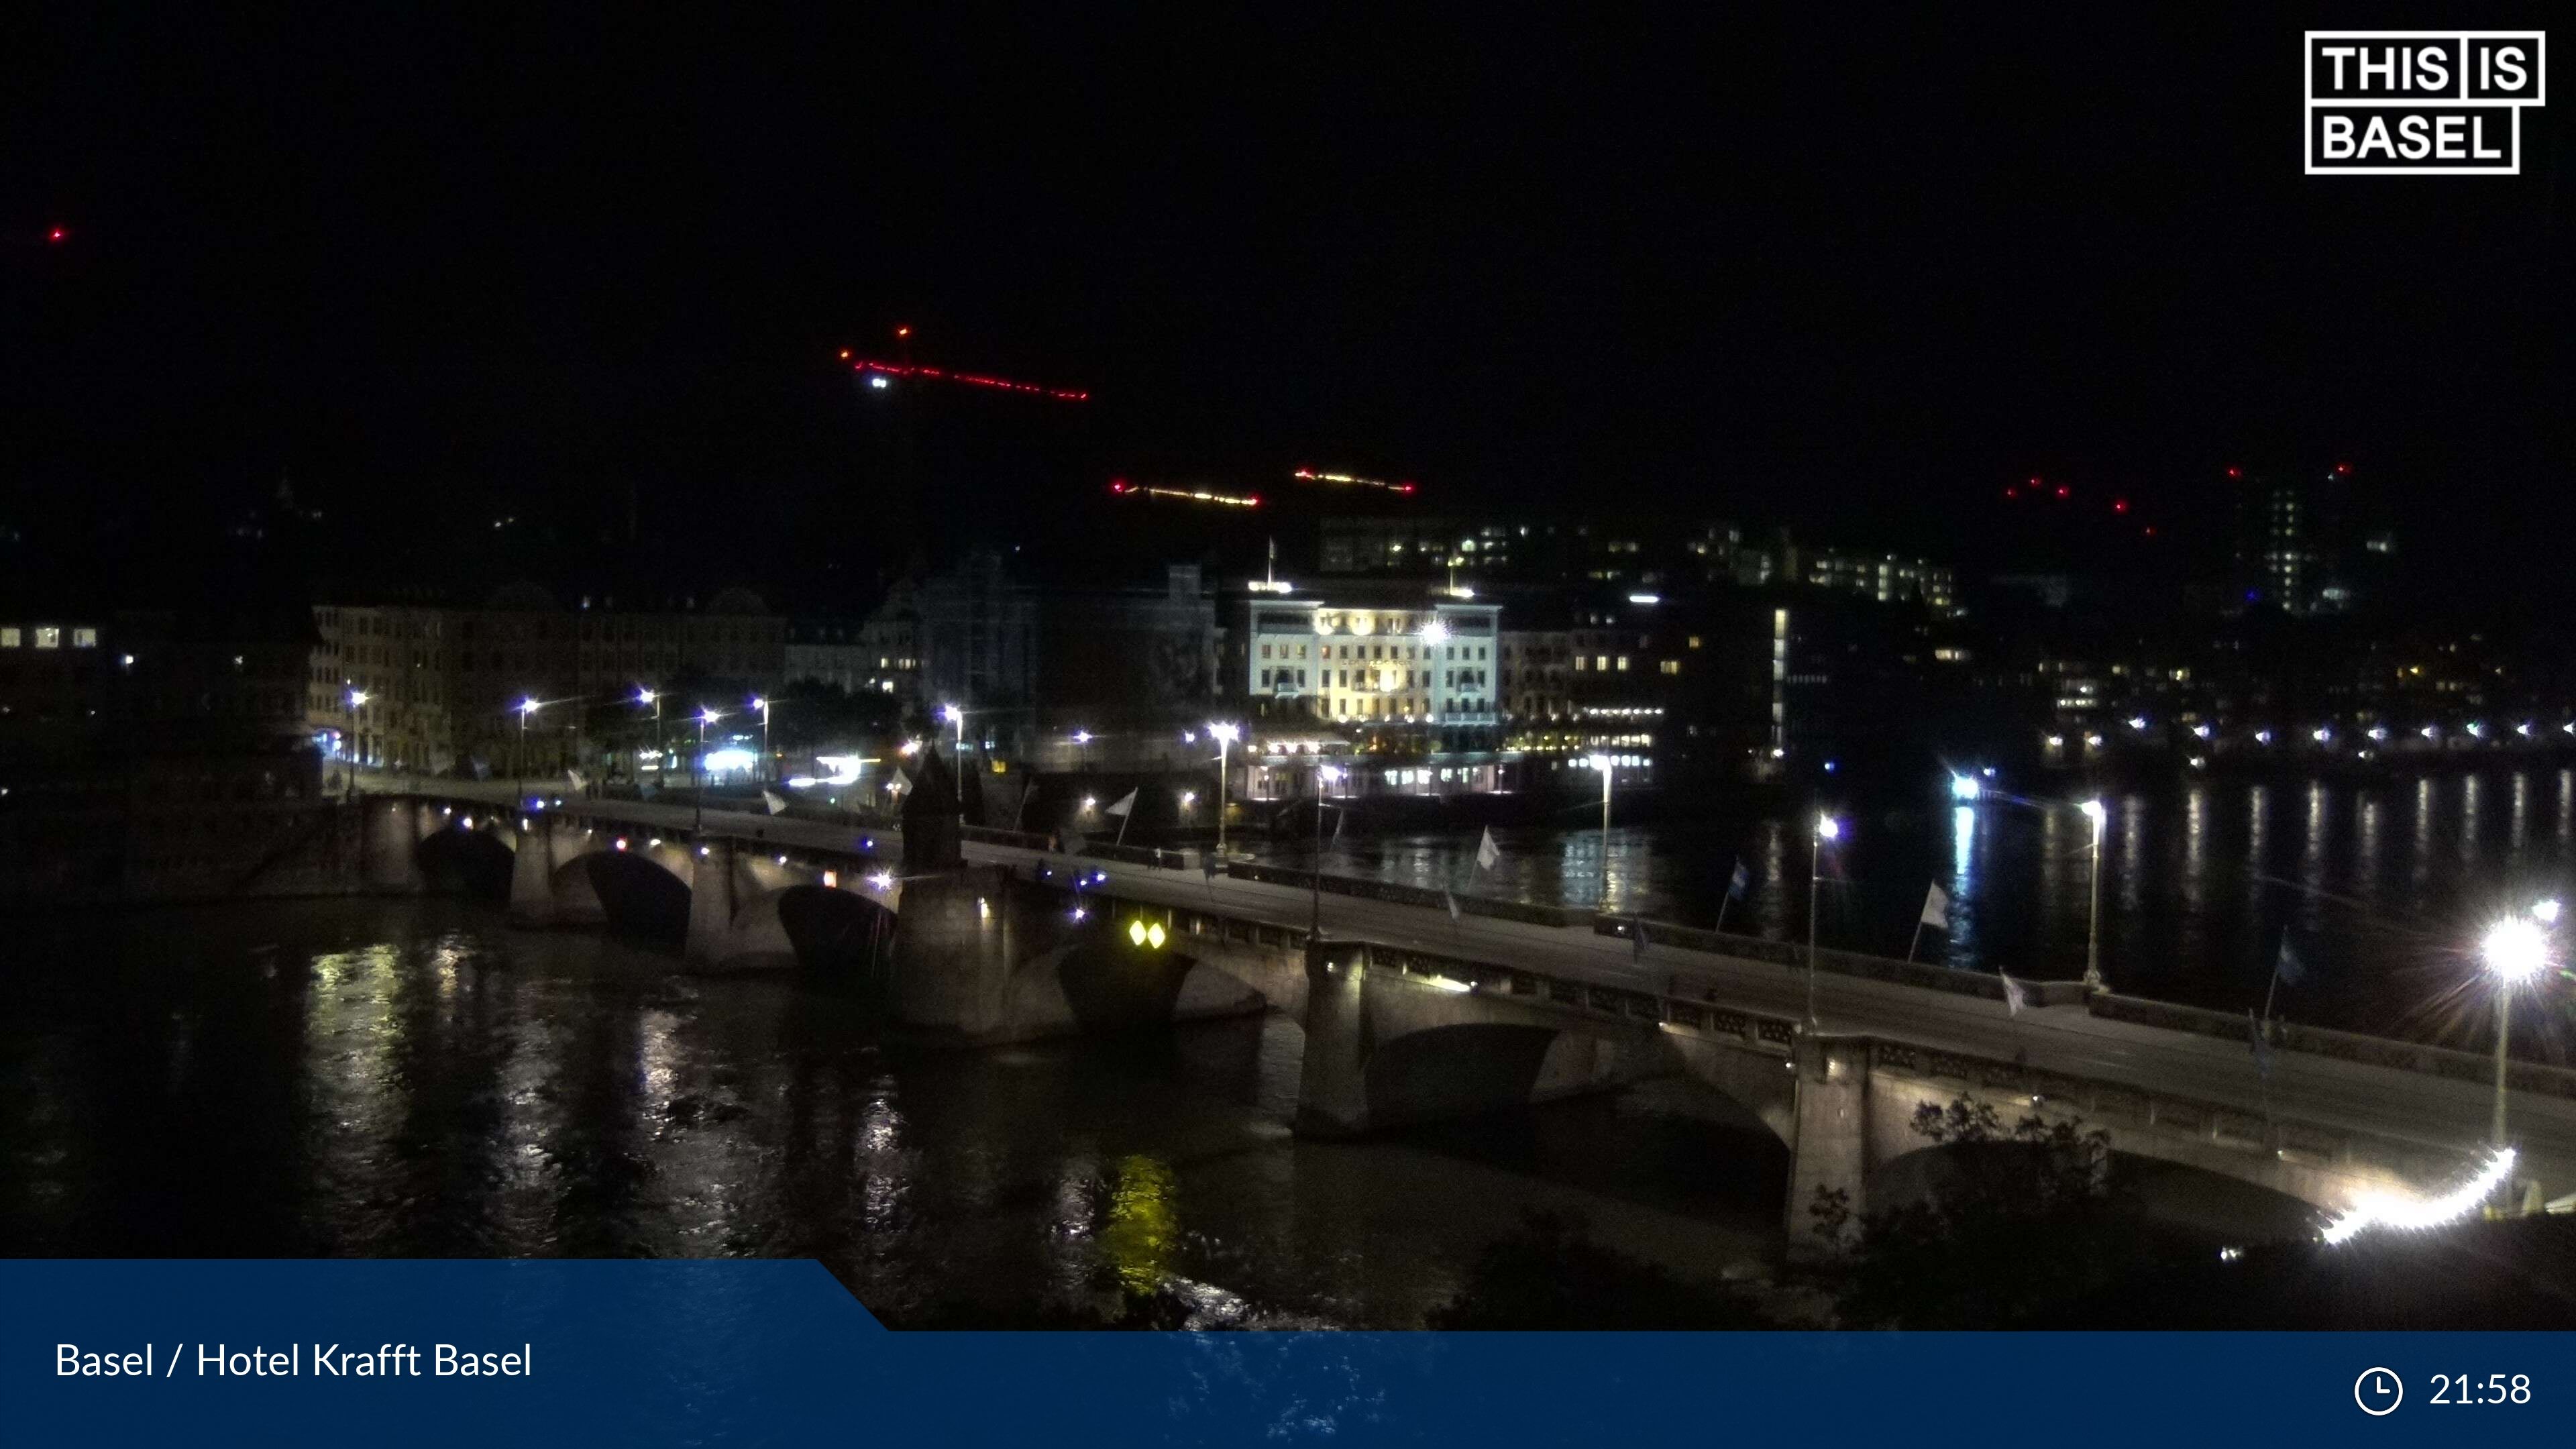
[0,900,1783,1326]
[1248,767,2576,1048]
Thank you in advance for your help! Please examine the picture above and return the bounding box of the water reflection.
[0,900,1785,1327]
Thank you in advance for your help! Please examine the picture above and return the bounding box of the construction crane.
[835,325,1091,402]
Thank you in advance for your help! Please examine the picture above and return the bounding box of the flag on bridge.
[1999,971,2030,1017]
[1104,789,1137,818]
[2273,935,2306,987]
[1444,890,1460,923]
[1477,827,1501,872]
[763,788,789,816]
[1727,859,1750,900]
[1920,883,1950,930]
[2248,1010,2275,1081]
[566,769,588,791]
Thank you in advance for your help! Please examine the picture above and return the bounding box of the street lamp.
[1949,772,1980,803]
[636,687,661,782]
[1073,729,1093,772]
[1209,721,1240,859]
[695,707,722,832]
[751,696,772,784]
[516,698,541,803]
[2483,914,2549,1171]
[941,704,966,833]
[2080,798,2107,990]
[344,688,370,800]
[1311,761,1342,936]
[1589,753,1616,905]
[1808,812,1841,1025]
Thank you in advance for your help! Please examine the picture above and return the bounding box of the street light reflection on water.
[1,898,1788,1328]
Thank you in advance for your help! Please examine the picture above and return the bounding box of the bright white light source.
[2192,723,2213,739]
[2322,1148,2516,1245]
[2312,727,2331,743]
[703,747,757,773]
[1817,814,1842,841]
[2127,716,2147,731]
[1950,774,1980,802]
[2535,900,2563,926]
[2080,798,2106,824]
[1418,620,1449,645]
[868,374,890,390]
[1207,720,1240,743]
[2485,917,2549,983]
[869,871,894,891]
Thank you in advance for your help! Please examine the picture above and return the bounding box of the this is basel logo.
[2306,31,2546,174]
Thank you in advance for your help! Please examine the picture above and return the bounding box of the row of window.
[0,626,99,649]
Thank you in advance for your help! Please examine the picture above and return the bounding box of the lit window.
[0,628,17,648]
[71,627,98,648]
[1615,656,1629,672]
[1660,659,1680,676]
[34,626,61,649]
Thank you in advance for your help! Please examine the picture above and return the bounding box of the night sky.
[3,7,2567,604]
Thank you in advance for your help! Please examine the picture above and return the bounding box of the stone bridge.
[338,788,2576,1255]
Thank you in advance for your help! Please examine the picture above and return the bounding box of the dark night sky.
[2,7,2567,605]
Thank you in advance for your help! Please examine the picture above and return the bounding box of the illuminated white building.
[1241,592,1499,730]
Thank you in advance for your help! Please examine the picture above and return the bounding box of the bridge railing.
[1220,860,1591,928]
[2092,993,2576,1104]
[1077,840,1190,870]
[1594,915,2093,1009]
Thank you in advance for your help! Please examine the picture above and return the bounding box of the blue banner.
[6,1260,2565,1444]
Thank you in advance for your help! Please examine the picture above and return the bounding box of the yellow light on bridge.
[1127,918,1167,949]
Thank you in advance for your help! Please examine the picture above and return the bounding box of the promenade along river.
[0,898,1786,1327]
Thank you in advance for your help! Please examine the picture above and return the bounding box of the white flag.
[1920,883,1949,930]
[566,769,588,790]
[1476,827,1501,872]
[1999,971,2029,1017]
[763,788,789,815]
[1104,789,1138,818]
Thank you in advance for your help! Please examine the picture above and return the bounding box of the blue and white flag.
[1727,859,1750,900]
[1999,971,2029,1017]
[1477,828,1501,872]
[2273,935,2306,987]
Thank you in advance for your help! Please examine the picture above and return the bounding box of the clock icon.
[2355,1367,2404,1416]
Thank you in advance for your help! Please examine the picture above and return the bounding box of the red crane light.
[894,325,912,339]
[2334,462,2351,474]
[849,358,1089,402]
[2055,485,2070,498]
[2112,498,2129,514]
[48,227,66,243]
[2004,488,2018,500]
[2226,466,2241,478]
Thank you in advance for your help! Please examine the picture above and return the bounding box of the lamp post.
[751,696,772,784]
[1809,812,1841,1026]
[515,698,541,804]
[1209,721,1240,859]
[2080,798,2107,990]
[2483,914,2549,1161]
[1073,729,1092,773]
[941,704,965,833]
[636,687,661,782]
[695,708,721,833]
[344,688,370,801]
[1311,761,1341,937]
[1588,753,1615,906]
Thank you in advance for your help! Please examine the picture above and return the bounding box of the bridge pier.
[1784,1034,1873,1261]
[684,838,741,966]
[505,812,556,926]
[884,865,1024,1034]
[362,798,428,894]
[1294,939,1373,1137]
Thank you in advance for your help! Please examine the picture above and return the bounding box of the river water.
[0,899,1784,1327]
[1249,766,2576,1049]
